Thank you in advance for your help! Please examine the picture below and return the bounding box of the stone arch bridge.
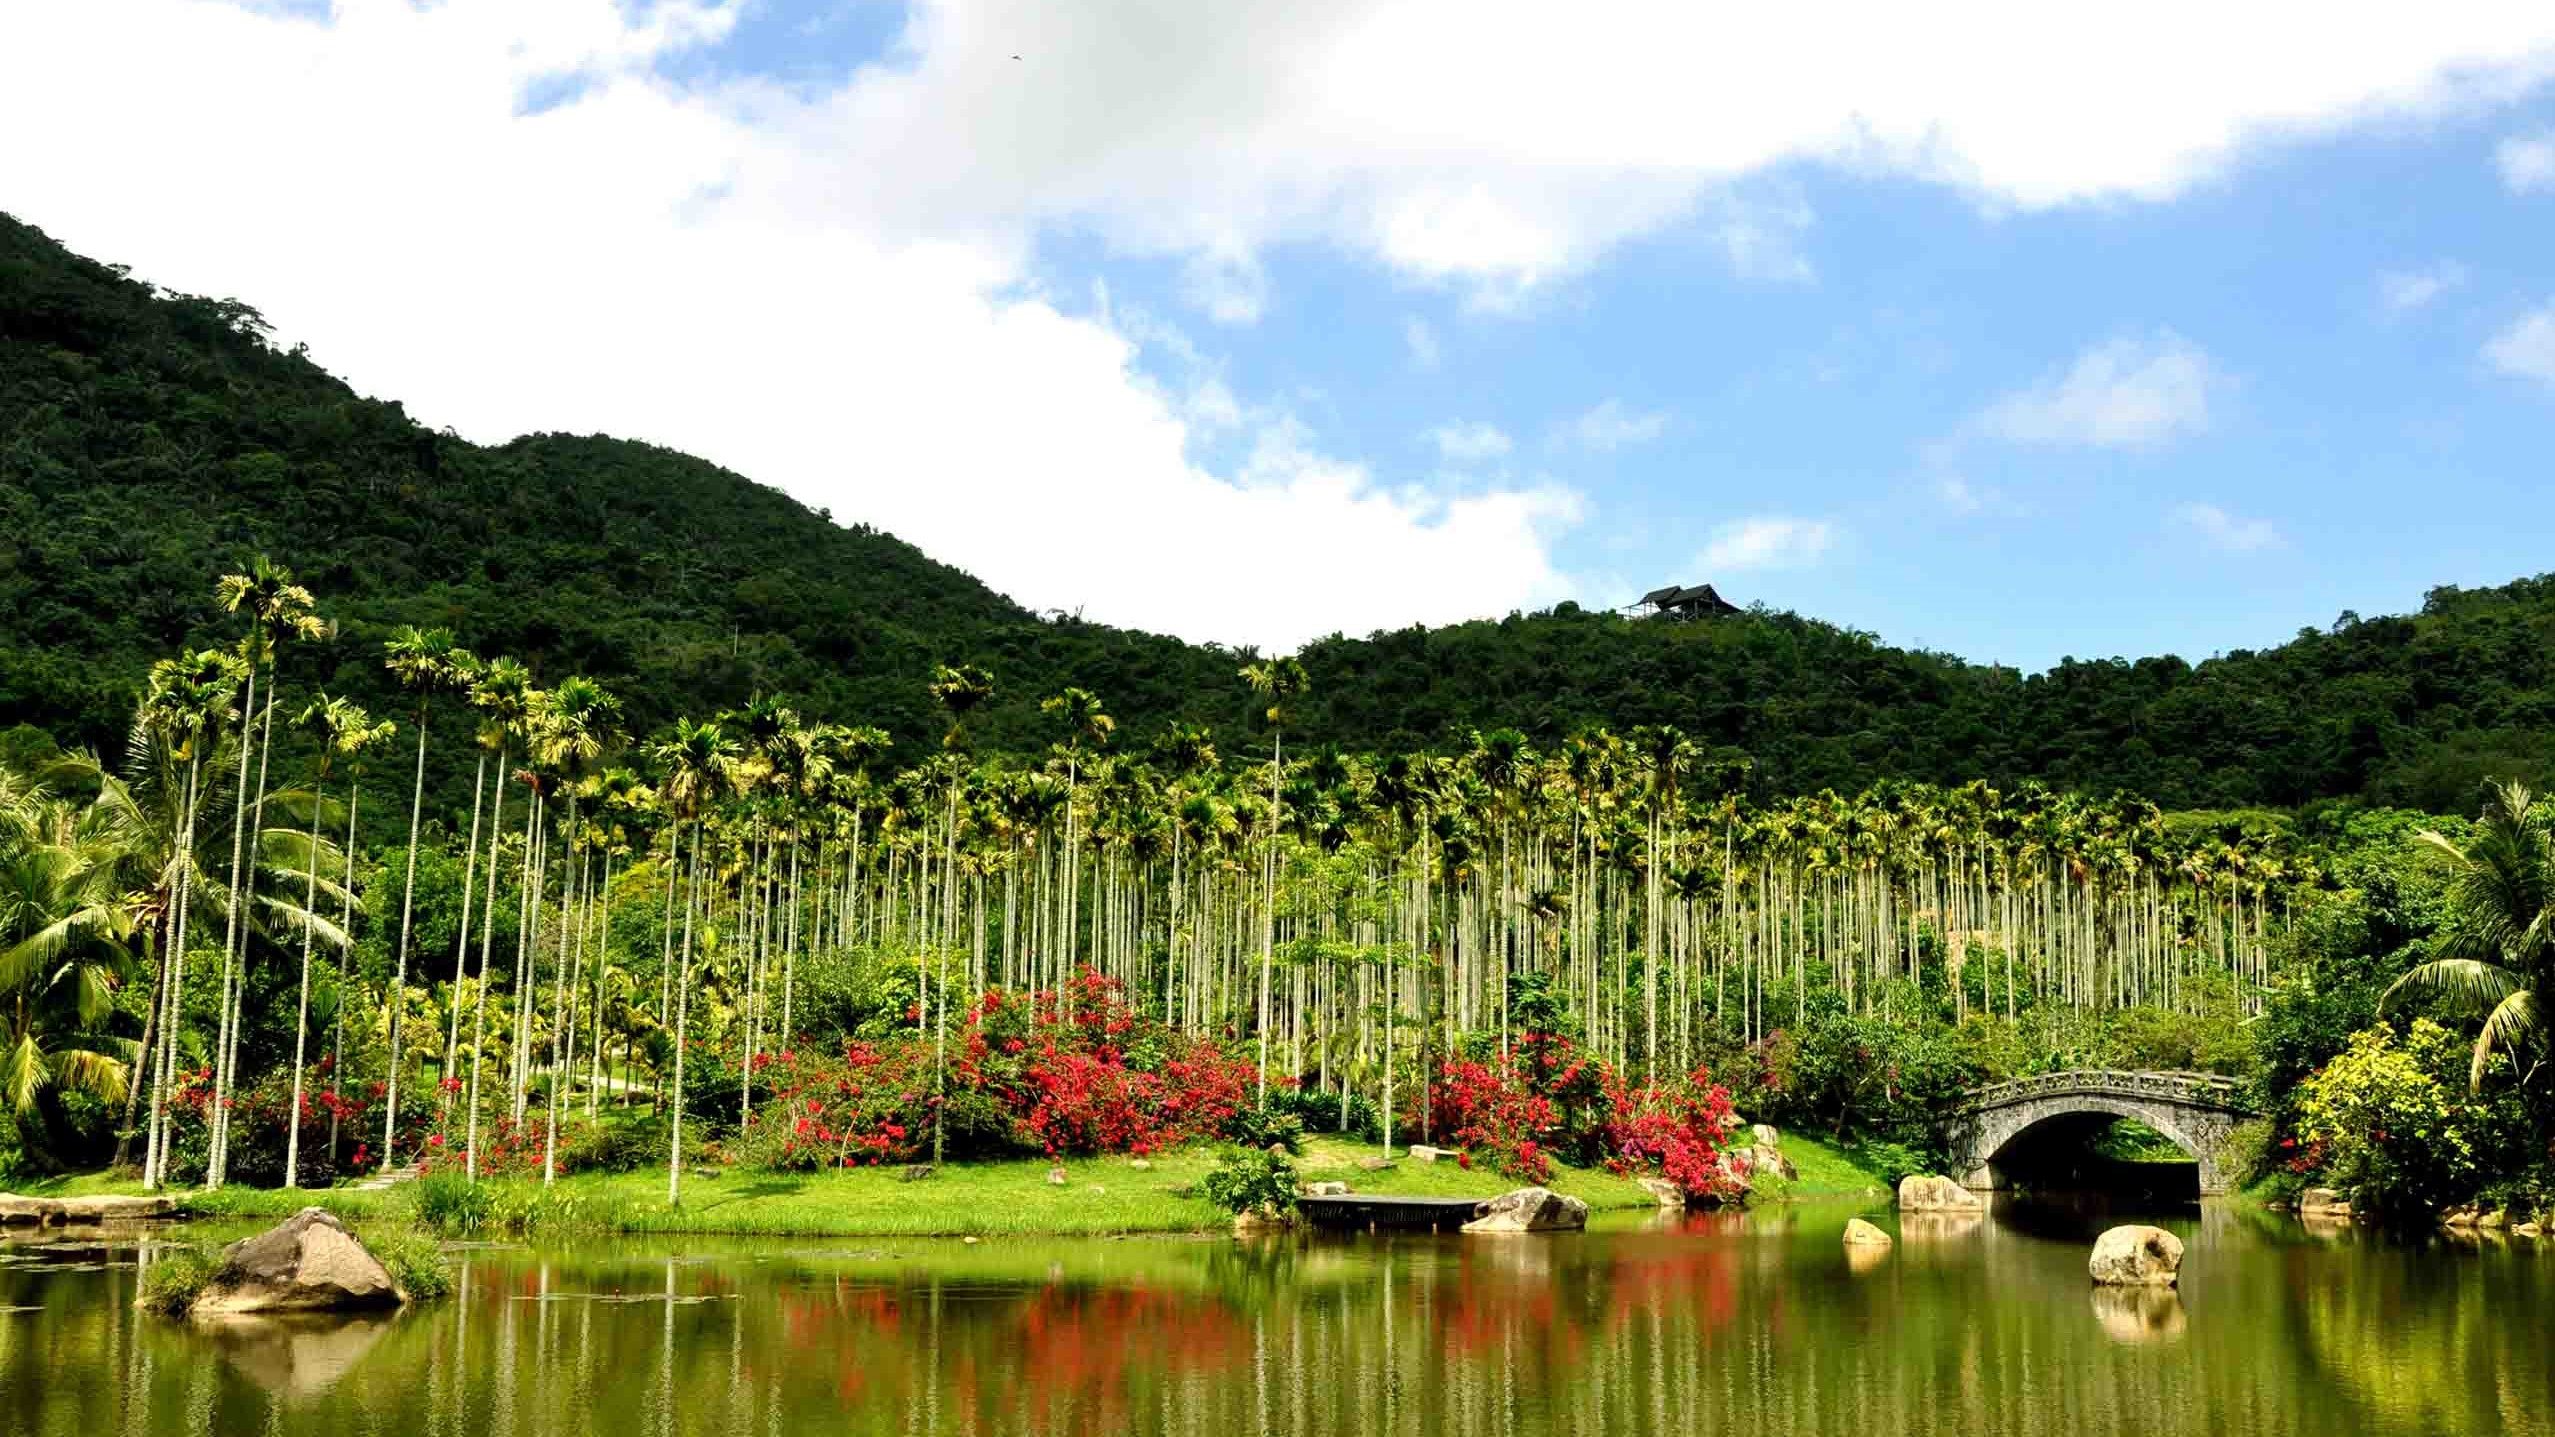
[1945,1070,2255,1196]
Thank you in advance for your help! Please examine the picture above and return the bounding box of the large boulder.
[1842,1218,1893,1247]
[2087,1224,2184,1287]
[190,1208,408,1318]
[1406,1145,1453,1164]
[1637,1177,1686,1208]
[1897,1175,1985,1212]
[1750,1124,1782,1151]
[1462,1188,1589,1235]
[2299,1187,2350,1218]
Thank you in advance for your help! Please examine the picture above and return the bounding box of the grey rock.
[1461,1188,1589,1235]
[2088,1224,2183,1287]
[1897,1175,1985,1212]
[189,1208,406,1318]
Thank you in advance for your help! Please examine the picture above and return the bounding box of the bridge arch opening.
[1971,1106,2205,1203]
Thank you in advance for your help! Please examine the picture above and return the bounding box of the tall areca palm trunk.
[381,711,429,1171]
[205,665,256,1186]
[282,775,326,1187]
[441,751,488,1118]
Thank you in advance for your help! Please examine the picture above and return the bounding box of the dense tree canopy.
[7,211,2554,826]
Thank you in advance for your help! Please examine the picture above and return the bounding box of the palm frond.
[2381,957,2523,1016]
[2471,990,2543,1092]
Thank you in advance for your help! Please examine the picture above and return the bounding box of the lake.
[2,1200,2547,1436]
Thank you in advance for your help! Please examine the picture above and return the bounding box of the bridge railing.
[1960,1069,2248,1111]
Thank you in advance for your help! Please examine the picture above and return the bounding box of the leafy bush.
[374,1230,453,1299]
[138,1244,217,1315]
[1220,1104,1304,1154]
[2294,1020,2486,1220]
[1268,1085,1379,1142]
[1199,1146,1299,1217]
[414,1171,497,1234]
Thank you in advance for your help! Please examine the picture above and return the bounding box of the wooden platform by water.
[1296,1194,1489,1232]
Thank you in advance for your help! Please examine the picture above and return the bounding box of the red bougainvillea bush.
[737,971,1260,1170]
[1417,1031,1742,1199]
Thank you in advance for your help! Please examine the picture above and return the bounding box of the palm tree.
[380,625,469,1171]
[136,647,243,1189]
[206,559,327,1183]
[282,695,385,1186]
[1041,688,1114,982]
[2385,780,2550,1095]
[652,717,736,1205]
[925,665,993,1164]
[1239,656,1308,1102]
[0,776,138,1168]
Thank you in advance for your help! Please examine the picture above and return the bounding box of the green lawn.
[12,1132,1879,1239]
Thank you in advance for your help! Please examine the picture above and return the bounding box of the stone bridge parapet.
[1946,1070,2255,1196]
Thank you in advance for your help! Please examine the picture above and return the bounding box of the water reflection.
[0,1203,2548,1437]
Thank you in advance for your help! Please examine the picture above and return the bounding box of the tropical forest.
[1,195,2550,1435]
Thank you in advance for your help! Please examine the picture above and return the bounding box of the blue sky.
[9,1,2555,668]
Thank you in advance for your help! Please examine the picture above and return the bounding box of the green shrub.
[1844,1139,1933,1190]
[1220,1105,1304,1154]
[2295,1020,2486,1220]
[1199,1146,1299,1217]
[557,1116,680,1174]
[138,1244,217,1315]
[414,1171,497,1234]
[373,1231,453,1300]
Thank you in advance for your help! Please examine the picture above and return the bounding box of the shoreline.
[11,1135,1889,1241]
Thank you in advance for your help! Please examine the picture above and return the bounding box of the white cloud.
[2485,302,2555,385]
[1563,399,1670,452]
[0,0,1590,653]
[1404,317,1440,369]
[2377,262,2467,312]
[763,1,2555,296]
[1427,421,1514,463]
[2172,502,2282,553]
[2497,130,2555,191]
[11,2,2554,646]
[1973,332,2222,449]
[1699,516,1835,573]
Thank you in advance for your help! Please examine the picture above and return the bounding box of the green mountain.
[4,209,2551,816]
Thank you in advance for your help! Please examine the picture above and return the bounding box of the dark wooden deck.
[1296,1195,1488,1232]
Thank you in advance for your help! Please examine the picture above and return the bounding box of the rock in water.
[2299,1187,2350,1217]
[1843,1218,1894,1248]
[1638,1177,1686,1208]
[1896,1175,1985,1212]
[191,1208,406,1318]
[1462,1188,1590,1234]
[2088,1224,2184,1287]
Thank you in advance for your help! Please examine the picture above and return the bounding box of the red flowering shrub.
[739,970,1261,1167]
[1414,1036,1740,1196]
[1601,1066,1744,1202]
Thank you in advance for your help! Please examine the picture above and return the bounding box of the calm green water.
[2,1202,2547,1437]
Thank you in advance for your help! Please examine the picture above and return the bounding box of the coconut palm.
[0,776,138,1167]
[2385,780,2550,1094]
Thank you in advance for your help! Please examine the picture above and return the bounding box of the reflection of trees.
[6,1228,2552,1437]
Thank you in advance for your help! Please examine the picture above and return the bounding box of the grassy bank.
[16,1136,1882,1239]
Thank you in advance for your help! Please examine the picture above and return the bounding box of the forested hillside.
[4,209,2550,819]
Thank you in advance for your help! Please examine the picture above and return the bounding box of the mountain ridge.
[5,209,2551,816]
